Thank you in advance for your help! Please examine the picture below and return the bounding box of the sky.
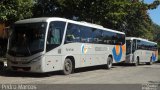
[144,0,160,25]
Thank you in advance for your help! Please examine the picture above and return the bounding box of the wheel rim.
[150,60,152,64]
[135,60,138,65]
[108,58,112,68]
[135,58,139,66]
[65,61,71,72]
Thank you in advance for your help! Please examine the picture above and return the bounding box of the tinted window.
[102,31,125,45]
[81,26,94,43]
[46,21,66,52]
[8,22,47,57]
[65,23,125,45]
[65,23,81,43]
[137,40,157,51]
[93,29,103,44]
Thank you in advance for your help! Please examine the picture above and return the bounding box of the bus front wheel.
[62,58,73,75]
[106,57,113,69]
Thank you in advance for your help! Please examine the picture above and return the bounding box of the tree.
[0,0,34,57]
[152,23,160,52]
[60,0,159,40]
[0,0,34,25]
[153,23,160,41]
[33,0,64,17]
[18,0,160,41]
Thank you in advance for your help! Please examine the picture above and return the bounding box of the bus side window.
[46,21,65,52]
[66,29,76,43]
[65,23,80,43]
[52,28,61,44]
[47,27,61,45]
[47,27,61,52]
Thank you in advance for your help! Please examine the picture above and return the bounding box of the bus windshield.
[8,22,47,57]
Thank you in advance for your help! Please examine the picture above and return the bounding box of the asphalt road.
[0,63,160,85]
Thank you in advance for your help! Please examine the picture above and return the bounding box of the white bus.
[126,37,158,66]
[7,17,126,74]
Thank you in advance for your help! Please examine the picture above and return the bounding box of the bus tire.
[0,62,4,70]
[62,58,73,75]
[106,57,113,69]
[146,57,152,65]
[134,57,139,66]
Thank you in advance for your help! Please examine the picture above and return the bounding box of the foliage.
[0,0,34,24]
[152,23,160,51]
[0,0,160,41]
[33,0,160,41]
[153,23,160,40]
[33,0,62,17]
[0,0,159,59]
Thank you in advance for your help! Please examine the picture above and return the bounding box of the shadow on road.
[0,65,117,77]
[0,62,156,77]
[113,63,135,67]
[0,67,62,78]
[74,65,112,74]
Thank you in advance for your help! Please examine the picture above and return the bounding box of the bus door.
[126,40,133,63]
[132,39,137,62]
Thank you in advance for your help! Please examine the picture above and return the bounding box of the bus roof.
[126,37,157,44]
[15,17,125,35]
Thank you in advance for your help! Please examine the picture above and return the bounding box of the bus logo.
[81,44,92,54]
[112,45,125,62]
[152,52,157,61]
[81,44,88,54]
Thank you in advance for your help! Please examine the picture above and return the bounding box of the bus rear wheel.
[62,58,73,75]
[133,57,139,66]
[146,58,152,65]
[106,57,113,69]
